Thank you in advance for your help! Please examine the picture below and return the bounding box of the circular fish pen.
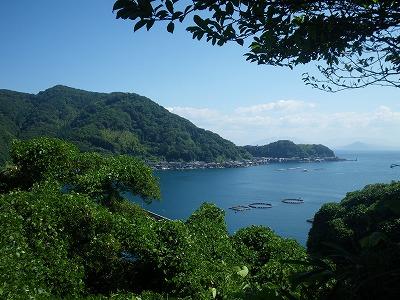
[282,198,304,204]
[248,202,272,209]
[229,205,251,212]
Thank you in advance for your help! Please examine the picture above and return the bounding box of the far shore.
[148,156,348,171]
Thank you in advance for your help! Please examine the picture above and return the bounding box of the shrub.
[306,181,400,300]
[233,226,307,299]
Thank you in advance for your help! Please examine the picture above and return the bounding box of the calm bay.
[129,151,400,245]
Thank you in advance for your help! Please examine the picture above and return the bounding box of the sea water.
[129,151,400,245]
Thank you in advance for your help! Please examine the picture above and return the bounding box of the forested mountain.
[0,86,336,166]
[243,140,335,158]
[0,85,250,165]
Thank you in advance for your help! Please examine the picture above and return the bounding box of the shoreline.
[149,156,348,171]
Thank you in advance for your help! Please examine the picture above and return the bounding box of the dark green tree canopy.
[0,137,161,203]
[305,181,400,299]
[113,0,400,91]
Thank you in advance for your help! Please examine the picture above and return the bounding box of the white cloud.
[166,100,400,148]
[235,100,315,114]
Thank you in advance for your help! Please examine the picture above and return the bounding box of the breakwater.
[149,156,346,170]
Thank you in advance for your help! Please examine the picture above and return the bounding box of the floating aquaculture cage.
[248,202,273,209]
[282,198,304,204]
[229,205,251,212]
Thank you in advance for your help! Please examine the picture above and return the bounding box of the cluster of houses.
[149,156,343,170]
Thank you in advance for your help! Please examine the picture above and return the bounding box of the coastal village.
[149,156,345,170]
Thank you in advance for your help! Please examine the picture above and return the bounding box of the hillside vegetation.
[0,138,307,299]
[0,85,250,165]
[243,140,335,158]
[1,137,398,299]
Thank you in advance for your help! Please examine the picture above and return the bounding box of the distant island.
[337,141,399,151]
[0,86,340,168]
[243,140,335,158]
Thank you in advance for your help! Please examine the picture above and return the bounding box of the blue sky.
[1,0,400,147]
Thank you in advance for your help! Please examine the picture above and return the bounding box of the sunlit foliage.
[0,138,305,299]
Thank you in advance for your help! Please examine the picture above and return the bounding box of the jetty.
[143,209,171,221]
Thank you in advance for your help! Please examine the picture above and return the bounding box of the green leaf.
[236,38,244,46]
[134,20,147,32]
[167,22,175,33]
[193,15,206,29]
[226,2,234,15]
[210,287,217,299]
[113,0,130,11]
[146,20,155,31]
[235,265,249,277]
[166,0,174,13]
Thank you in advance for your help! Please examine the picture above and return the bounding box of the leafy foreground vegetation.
[1,137,399,299]
[306,182,400,299]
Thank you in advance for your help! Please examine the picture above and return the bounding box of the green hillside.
[0,85,250,165]
[243,140,335,158]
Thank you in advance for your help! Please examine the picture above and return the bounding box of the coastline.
[149,156,347,170]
